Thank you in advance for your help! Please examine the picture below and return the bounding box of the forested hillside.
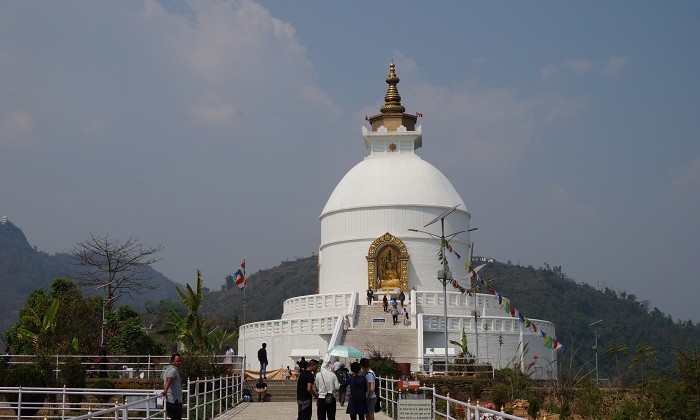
[200,256,699,381]
[478,262,699,381]
[0,221,180,337]
[4,218,698,383]
[201,256,318,323]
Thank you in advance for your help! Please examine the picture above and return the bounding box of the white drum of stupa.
[320,62,473,295]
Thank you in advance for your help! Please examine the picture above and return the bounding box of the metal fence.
[376,376,525,420]
[0,375,244,420]
[0,354,245,380]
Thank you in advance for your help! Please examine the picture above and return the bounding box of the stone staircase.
[340,304,418,369]
[245,379,298,402]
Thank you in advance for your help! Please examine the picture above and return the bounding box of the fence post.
[446,393,450,420]
[208,378,213,418]
[62,384,67,420]
[16,386,21,420]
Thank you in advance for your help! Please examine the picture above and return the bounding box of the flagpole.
[243,258,246,365]
[470,242,479,364]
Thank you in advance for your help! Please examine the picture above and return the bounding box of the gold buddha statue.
[380,261,401,289]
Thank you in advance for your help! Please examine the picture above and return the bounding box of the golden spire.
[380,61,405,114]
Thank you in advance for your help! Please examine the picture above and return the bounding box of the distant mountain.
[0,220,181,337]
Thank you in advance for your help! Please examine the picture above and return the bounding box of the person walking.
[258,343,268,379]
[360,358,376,420]
[344,361,368,420]
[162,354,183,420]
[366,288,373,306]
[382,295,388,312]
[224,345,234,374]
[285,365,292,381]
[390,305,399,325]
[297,359,319,420]
[399,290,405,307]
[335,364,349,406]
[315,361,341,420]
[402,307,409,325]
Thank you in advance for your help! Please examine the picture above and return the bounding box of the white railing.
[420,316,554,339]
[282,292,353,318]
[323,292,358,364]
[376,376,525,420]
[0,375,244,420]
[0,355,246,380]
[241,316,337,339]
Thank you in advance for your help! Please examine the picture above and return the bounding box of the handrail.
[0,354,246,380]
[375,376,526,420]
[323,291,357,364]
[0,373,244,420]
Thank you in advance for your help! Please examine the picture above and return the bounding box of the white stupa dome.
[321,153,467,216]
[318,62,472,295]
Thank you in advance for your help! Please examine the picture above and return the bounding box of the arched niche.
[366,232,409,291]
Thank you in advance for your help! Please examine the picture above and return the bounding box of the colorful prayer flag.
[234,269,246,289]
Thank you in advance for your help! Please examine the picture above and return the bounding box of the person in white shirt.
[224,345,234,373]
[314,362,341,420]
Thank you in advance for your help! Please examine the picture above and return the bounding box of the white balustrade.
[282,293,353,319]
[242,316,338,338]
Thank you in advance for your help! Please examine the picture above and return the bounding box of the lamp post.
[590,319,603,386]
[409,205,477,370]
[95,281,118,347]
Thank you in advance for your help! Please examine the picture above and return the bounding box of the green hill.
[0,220,180,338]
[198,256,699,382]
[3,219,698,382]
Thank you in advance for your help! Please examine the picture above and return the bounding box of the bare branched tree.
[70,233,163,307]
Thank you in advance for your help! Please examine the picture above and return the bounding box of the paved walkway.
[215,401,394,419]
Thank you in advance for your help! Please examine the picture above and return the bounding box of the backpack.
[335,368,348,384]
[374,374,381,412]
[242,388,252,402]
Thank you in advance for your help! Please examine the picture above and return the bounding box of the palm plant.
[162,270,211,353]
[17,299,60,352]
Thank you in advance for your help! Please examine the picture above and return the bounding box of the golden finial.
[380,61,405,114]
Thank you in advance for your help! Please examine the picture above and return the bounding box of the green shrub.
[573,385,603,418]
[179,353,223,383]
[59,359,87,403]
[527,397,541,419]
[491,383,509,411]
[468,382,484,400]
[369,358,398,378]
[90,379,116,403]
[3,365,51,417]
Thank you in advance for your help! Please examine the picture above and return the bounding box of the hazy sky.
[1,1,698,322]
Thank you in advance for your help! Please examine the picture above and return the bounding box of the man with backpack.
[335,363,349,406]
[360,358,378,420]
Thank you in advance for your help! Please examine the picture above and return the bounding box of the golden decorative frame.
[366,232,409,291]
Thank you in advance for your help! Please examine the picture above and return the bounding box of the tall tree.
[70,233,163,306]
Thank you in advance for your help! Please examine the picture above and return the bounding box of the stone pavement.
[215,401,394,419]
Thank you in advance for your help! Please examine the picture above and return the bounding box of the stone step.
[353,304,411,329]
[245,380,298,402]
[340,304,418,371]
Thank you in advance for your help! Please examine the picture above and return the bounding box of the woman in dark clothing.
[344,362,368,420]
